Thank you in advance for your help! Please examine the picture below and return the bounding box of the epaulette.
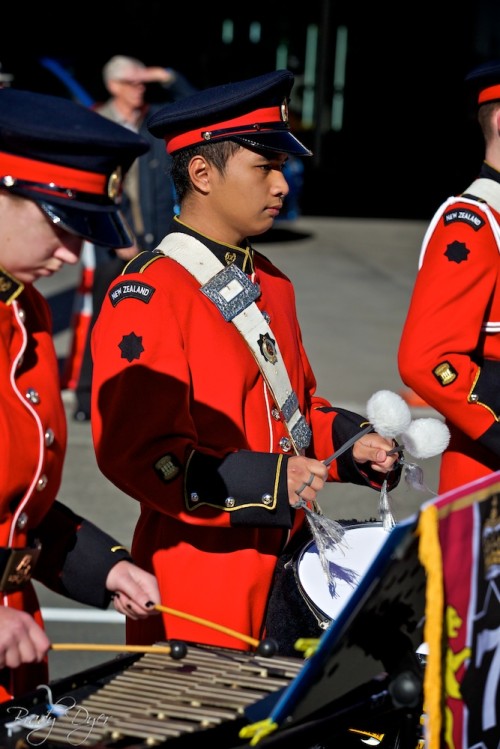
[122,250,167,275]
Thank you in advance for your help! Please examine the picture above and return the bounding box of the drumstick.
[154,604,262,649]
[385,444,405,456]
[324,390,414,466]
[53,614,274,660]
[51,643,175,655]
[323,424,373,466]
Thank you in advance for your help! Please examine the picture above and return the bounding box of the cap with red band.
[478,83,500,105]
[165,105,289,154]
[0,88,149,248]
[465,60,500,108]
[0,151,116,201]
[147,69,312,156]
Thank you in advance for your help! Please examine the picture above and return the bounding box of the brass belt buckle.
[0,544,41,593]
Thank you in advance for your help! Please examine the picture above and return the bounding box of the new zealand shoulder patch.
[109,280,155,306]
[443,208,485,231]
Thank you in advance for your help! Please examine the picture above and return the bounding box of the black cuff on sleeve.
[478,421,500,457]
[328,407,373,483]
[186,450,294,528]
[59,520,132,608]
[471,360,500,417]
[34,501,132,609]
[322,407,402,490]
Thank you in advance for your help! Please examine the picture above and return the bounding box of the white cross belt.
[157,232,311,452]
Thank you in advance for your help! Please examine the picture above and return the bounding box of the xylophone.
[1,643,304,748]
[0,641,408,749]
[1,517,426,749]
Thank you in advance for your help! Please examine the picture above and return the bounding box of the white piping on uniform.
[7,302,45,546]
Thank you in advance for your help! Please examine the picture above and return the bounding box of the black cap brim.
[39,200,134,249]
[232,130,312,156]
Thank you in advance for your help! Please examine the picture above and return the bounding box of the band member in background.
[399,59,500,493]
[0,88,160,702]
[72,55,198,421]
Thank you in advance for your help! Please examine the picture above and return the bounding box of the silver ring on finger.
[295,483,307,496]
[305,472,315,487]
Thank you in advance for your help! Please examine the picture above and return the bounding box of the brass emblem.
[0,277,12,293]
[107,167,122,200]
[0,267,23,304]
[433,361,457,386]
[258,332,278,364]
[280,99,289,123]
[10,554,34,585]
[0,546,41,593]
[155,454,180,482]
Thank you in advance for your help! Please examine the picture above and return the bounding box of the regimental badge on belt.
[258,332,278,364]
[0,543,41,593]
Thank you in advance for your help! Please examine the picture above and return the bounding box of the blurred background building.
[2,0,500,219]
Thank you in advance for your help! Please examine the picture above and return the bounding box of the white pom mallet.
[400,418,450,458]
[385,417,451,493]
[323,390,412,466]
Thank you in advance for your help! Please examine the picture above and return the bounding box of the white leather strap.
[157,233,311,452]
[463,178,500,215]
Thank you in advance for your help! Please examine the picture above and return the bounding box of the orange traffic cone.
[60,242,95,390]
[399,387,430,408]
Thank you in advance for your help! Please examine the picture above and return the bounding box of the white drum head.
[296,523,390,621]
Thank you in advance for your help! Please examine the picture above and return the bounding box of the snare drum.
[295,521,390,625]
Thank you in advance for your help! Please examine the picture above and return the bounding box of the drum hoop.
[288,557,331,629]
[294,520,384,564]
[292,520,386,626]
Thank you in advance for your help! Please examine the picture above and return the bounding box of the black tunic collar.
[0,266,24,305]
[479,161,500,183]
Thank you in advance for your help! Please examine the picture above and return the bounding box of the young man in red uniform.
[0,89,161,702]
[399,60,500,494]
[90,70,401,656]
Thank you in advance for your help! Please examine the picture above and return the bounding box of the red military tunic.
[0,273,66,700]
[0,269,133,702]
[399,168,500,493]
[91,219,396,650]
